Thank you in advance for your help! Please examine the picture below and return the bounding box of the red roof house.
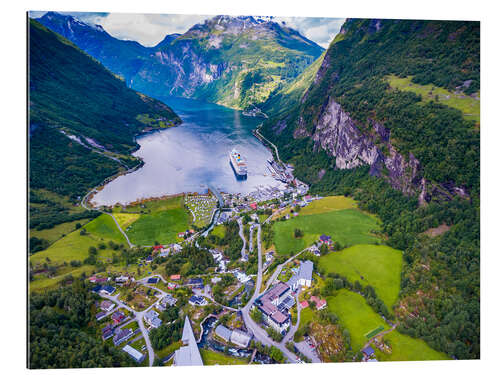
[170,274,181,281]
[310,296,327,310]
[250,202,257,210]
[300,300,309,309]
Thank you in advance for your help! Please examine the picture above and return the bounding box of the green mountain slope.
[38,13,324,110]
[29,19,181,233]
[260,51,325,117]
[261,19,479,360]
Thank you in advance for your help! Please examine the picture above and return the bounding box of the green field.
[199,349,249,365]
[386,74,480,124]
[326,289,389,351]
[211,224,226,239]
[127,207,190,245]
[30,214,125,266]
[301,196,357,215]
[114,213,140,230]
[376,330,449,361]
[273,209,380,256]
[30,214,128,292]
[30,218,93,244]
[319,244,403,309]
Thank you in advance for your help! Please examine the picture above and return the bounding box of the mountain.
[37,12,151,84]
[259,51,325,118]
[29,19,181,230]
[261,18,479,360]
[36,13,324,109]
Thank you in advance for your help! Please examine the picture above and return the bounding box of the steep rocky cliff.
[262,18,479,202]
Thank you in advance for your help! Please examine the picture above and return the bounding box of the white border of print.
[2,0,498,375]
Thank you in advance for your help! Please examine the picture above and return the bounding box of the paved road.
[100,289,161,367]
[106,212,134,248]
[263,248,308,293]
[237,218,247,260]
[248,224,254,253]
[282,291,301,343]
[240,224,300,364]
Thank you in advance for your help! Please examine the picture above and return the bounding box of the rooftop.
[174,316,204,366]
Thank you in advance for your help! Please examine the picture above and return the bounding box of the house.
[113,328,134,346]
[362,346,375,359]
[102,325,114,340]
[188,295,207,306]
[319,234,332,246]
[159,248,170,257]
[171,274,181,281]
[100,285,116,295]
[145,255,154,263]
[91,285,102,294]
[111,311,126,324]
[152,245,164,251]
[147,277,159,284]
[230,329,252,348]
[299,300,309,309]
[144,310,162,328]
[115,275,130,284]
[122,345,145,363]
[234,270,251,283]
[265,252,274,262]
[96,311,107,321]
[187,278,204,289]
[310,296,327,310]
[167,282,178,290]
[156,293,177,311]
[250,202,257,210]
[178,232,185,238]
[211,276,221,284]
[173,317,204,366]
[100,300,115,312]
[215,324,232,342]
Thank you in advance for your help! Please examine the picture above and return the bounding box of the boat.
[229,148,248,179]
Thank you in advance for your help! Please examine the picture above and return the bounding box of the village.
[82,186,373,366]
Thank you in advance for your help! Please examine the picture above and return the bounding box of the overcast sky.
[29,11,345,48]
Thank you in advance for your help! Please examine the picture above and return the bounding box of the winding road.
[240,224,300,364]
[237,218,247,260]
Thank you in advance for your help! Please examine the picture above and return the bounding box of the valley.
[28,13,479,369]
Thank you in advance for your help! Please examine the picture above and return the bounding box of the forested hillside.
[29,19,180,235]
[261,19,480,359]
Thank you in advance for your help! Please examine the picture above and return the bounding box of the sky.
[29,11,345,48]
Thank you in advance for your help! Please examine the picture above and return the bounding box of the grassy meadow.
[319,244,403,309]
[386,74,480,124]
[300,196,357,215]
[199,349,249,365]
[127,207,189,245]
[30,214,128,292]
[273,208,380,256]
[376,330,449,361]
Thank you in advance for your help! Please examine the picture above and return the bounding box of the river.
[91,96,285,206]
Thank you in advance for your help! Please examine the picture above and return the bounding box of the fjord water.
[91,97,284,206]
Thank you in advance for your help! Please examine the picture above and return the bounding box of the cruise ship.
[229,148,247,179]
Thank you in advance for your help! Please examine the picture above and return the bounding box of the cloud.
[30,11,345,48]
[274,17,345,48]
[93,13,210,46]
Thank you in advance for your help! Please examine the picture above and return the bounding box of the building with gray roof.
[298,260,313,287]
[122,345,145,363]
[173,316,204,366]
[215,324,232,342]
[230,329,252,348]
